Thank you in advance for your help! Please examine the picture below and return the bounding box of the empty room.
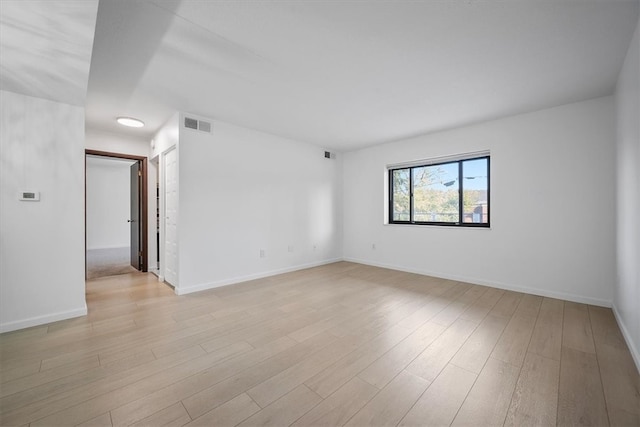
[1,1,639,426]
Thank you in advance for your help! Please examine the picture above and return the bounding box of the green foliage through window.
[389,156,489,227]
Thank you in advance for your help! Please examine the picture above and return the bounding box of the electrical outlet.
[313,245,317,251]
[288,245,294,253]
[260,249,266,258]
[372,243,376,250]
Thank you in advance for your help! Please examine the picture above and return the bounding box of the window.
[389,155,490,227]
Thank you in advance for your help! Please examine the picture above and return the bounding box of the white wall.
[0,90,87,332]
[85,129,158,272]
[614,16,640,369]
[343,96,615,306]
[173,115,343,294]
[86,156,134,250]
[150,113,180,159]
[86,129,150,157]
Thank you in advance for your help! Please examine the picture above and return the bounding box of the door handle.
[127,219,136,223]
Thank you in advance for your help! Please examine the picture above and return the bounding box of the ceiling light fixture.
[116,117,144,128]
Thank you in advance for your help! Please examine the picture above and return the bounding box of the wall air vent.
[198,120,211,133]
[184,117,212,133]
[184,117,198,130]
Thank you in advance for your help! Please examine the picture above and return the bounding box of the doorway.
[85,149,148,279]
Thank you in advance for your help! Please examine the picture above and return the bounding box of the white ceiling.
[0,1,98,106]
[2,1,639,151]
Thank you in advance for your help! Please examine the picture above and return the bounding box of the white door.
[163,147,178,287]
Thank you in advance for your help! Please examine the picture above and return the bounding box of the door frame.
[159,146,178,287]
[85,149,149,274]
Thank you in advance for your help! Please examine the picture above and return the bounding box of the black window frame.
[388,155,490,227]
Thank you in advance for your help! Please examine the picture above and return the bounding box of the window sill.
[384,222,492,230]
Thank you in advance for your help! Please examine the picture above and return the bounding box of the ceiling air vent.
[184,116,212,133]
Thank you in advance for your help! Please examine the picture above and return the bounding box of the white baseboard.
[175,258,343,295]
[0,306,87,334]
[611,304,640,374]
[2,257,619,342]
[343,257,612,308]
[176,256,613,308]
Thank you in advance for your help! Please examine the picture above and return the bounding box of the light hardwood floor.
[1,262,638,426]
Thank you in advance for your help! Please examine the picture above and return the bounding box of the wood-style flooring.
[1,262,638,426]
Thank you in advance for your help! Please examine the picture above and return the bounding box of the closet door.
[163,147,178,286]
